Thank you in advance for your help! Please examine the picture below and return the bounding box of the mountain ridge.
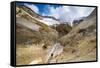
[16,5,97,65]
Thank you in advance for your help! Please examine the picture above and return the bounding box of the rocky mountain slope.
[16,5,97,65]
[57,8,97,62]
[16,6,59,65]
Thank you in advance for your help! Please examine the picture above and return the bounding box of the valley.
[16,5,97,65]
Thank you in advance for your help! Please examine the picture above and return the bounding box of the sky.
[16,2,95,25]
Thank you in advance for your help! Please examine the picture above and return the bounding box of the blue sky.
[16,2,62,15]
[16,2,95,23]
[33,4,61,15]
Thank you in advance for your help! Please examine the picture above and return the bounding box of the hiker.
[78,29,87,36]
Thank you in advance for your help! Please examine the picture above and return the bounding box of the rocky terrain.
[58,9,97,62]
[16,6,97,65]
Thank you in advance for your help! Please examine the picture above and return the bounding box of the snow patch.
[42,18,60,25]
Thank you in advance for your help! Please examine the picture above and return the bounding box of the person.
[51,53,53,57]
[78,29,87,36]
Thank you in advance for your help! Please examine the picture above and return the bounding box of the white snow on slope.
[42,18,60,25]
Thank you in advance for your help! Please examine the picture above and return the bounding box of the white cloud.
[24,3,39,13]
[42,5,95,23]
[75,7,95,17]
[23,3,95,25]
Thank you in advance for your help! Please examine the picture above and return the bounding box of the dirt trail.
[28,43,63,64]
